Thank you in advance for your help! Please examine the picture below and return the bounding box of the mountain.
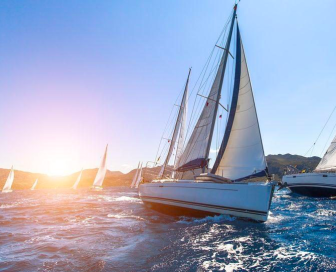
[0,154,322,190]
[266,154,321,180]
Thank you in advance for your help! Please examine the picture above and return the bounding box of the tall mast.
[160,68,191,178]
[203,4,237,173]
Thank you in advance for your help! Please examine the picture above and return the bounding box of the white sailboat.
[2,166,14,193]
[131,162,141,188]
[72,169,83,190]
[134,163,143,189]
[282,135,336,197]
[31,179,38,190]
[92,144,108,190]
[139,4,275,222]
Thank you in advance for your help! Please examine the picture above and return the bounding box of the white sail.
[2,166,14,192]
[159,69,190,178]
[72,169,83,189]
[134,163,143,189]
[31,179,38,190]
[212,26,267,180]
[176,43,230,172]
[315,135,336,171]
[92,144,108,188]
[131,162,140,188]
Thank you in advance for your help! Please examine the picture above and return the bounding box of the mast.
[159,68,191,178]
[202,4,237,173]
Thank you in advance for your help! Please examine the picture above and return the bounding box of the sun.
[47,159,72,177]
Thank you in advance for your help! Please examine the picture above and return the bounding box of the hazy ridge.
[0,154,321,190]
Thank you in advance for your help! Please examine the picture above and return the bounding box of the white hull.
[139,180,275,222]
[2,189,13,193]
[282,173,336,197]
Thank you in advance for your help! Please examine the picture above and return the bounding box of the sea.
[1,187,336,272]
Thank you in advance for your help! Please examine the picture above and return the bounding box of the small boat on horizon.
[91,144,108,190]
[2,166,14,193]
[72,169,83,190]
[131,162,143,189]
[31,179,38,190]
[139,4,276,222]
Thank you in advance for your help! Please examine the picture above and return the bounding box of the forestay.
[93,145,108,187]
[211,25,268,181]
[315,135,336,171]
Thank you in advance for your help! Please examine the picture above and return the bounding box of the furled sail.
[134,163,143,189]
[92,144,108,188]
[211,25,268,181]
[31,179,38,190]
[72,169,83,189]
[2,166,14,192]
[176,8,237,173]
[315,135,336,171]
[159,69,190,178]
[131,162,140,188]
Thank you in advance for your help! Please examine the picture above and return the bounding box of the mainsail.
[2,166,14,192]
[31,179,38,190]
[211,25,268,181]
[131,162,140,188]
[176,6,237,172]
[159,69,190,178]
[315,135,336,171]
[134,163,143,189]
[92,144,108,188]
[72,169,83,189]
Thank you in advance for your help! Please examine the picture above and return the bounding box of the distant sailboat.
[134,163,143,189]
[31,179,38,190]
[2,166,14,193]
[131,162,141,188]
[92,145,108,190]
[72,169,83,190]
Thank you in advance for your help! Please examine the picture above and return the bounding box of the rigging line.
[304,105,336,156]
[184,13,233,139]
[187,14,232,100]
[154,104,179,163]
[177,12,234,168]
[181,22,233,166]
[320,122,336,156]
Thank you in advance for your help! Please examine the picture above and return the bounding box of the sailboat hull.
[139,180,274,222]
[2,190,13,193]
[282,173,336,197]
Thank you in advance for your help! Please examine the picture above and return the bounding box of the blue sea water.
[0,187,336,272]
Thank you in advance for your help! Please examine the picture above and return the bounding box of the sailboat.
[134,163,143,189]
[2,166,14,193]
[92,144,108,190]
[31,179,38,190]
[139,4,275,222]
[282,136,336,197]
[72,169,83,190]
[131,162,141,188]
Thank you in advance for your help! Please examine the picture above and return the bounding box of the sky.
[0,0,336,175]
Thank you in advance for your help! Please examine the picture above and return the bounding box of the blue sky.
[0,0,335,174]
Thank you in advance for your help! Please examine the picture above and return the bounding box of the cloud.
[121,164,131,169]
[210,149,219,153]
